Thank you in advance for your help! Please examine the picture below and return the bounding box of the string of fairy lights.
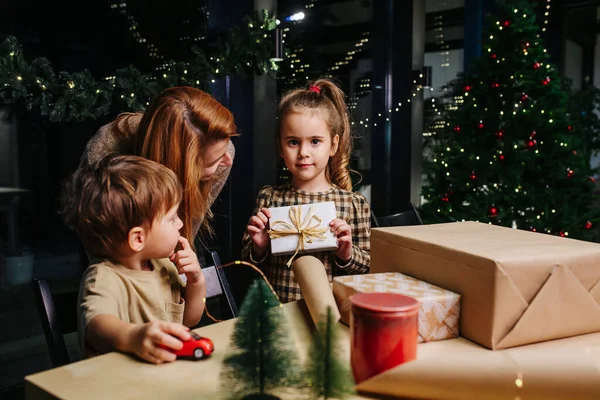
[109,2,163,62]
[542,0,551,34]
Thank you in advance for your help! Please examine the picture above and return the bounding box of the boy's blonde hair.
[277,78,354,191]
[61,155,183,258]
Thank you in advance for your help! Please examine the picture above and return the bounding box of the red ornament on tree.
[559,231,566,237]
[526,131,537,148]
[590,177,596,183]
[530,227,537,232]
[478,122,485,129]
[453,126,461,133]
[503,20,510,27]
[499,154,505,161]
[521,93,529,102]
[464,85,472,92]
[495,130,504,139]
[567,169,574,178]
[585,221,593,230]
[533,62,541,69]
[567,125,573,131]
[542,77,551,85]
[492,82,500,88]
[441,194,449,202]
[469,171,477,180]
[489,206,498,217]
[491,53,497,59]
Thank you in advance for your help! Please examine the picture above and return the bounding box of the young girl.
[241,79,370,303]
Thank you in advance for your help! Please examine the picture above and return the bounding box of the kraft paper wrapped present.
[333,272,460,343]
[371,221,600,350]
[268,202,338,266]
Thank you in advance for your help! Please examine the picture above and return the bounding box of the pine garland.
[0,10,279,122]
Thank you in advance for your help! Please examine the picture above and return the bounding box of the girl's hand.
[330,218,352,263]
[128,321,191,364]
[170,237,204,285]
[247,207,272,258]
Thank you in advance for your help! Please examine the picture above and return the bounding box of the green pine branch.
[305,306,355,400]
[0,9,278,123]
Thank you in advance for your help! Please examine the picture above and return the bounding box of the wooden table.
[26,298,600,399]
[25,301,377,400]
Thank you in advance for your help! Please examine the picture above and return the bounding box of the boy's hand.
[247,207,272,257]
[128,321,191,364]
[170,237,204,285]
[330,218,352,263]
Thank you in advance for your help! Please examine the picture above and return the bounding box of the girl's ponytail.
[312,79,353,191]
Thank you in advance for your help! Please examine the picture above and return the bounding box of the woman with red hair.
[79,86,237,250]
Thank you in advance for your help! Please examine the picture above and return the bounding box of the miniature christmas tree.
[305,306,355,399]
[220,279,300,400]
[421,0,600,241]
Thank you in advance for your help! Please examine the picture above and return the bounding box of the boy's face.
[144,204,183,259]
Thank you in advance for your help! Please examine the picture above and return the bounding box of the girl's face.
[201,139,232,181]
[279,111,339,191]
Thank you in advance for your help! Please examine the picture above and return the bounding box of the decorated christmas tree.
[220,279,300,400]
[305,306,355,399]
[421,0,600,241]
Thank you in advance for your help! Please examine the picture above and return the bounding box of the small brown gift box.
[333,272,460,343]
[371,221,600,350]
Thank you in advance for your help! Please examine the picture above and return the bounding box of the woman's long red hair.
[114,86,237,248]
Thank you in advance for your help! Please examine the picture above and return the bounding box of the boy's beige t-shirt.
[78,258,186,357]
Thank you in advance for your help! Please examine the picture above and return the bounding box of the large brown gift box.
[333,272,460,342]
[371,221,600,350]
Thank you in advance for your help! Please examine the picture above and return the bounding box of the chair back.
[204,251,238,318]
[32,279,78,367]
[373,203,424,228]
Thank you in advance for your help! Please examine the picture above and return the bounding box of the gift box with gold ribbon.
[268,202,338,267]
[333,272,461,343]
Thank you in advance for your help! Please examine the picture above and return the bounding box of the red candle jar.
[349,292,420,383]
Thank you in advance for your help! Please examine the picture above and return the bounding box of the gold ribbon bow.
[268,205,328,268]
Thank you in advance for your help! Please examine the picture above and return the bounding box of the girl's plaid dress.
[241,184,370,303]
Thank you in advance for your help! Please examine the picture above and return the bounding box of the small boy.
[61,154,206,364]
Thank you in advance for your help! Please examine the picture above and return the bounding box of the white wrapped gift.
[268,201,338,266]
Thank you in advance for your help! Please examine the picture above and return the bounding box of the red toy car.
[163,332,214,360]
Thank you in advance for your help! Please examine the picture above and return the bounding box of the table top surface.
[25,299,600,400]
[24,301,377,400]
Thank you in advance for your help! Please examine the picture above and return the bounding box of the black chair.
[32,279,78,368]
[372,203,424,228]
[200,250,239,319]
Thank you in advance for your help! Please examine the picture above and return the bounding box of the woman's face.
[201,139,232,181]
